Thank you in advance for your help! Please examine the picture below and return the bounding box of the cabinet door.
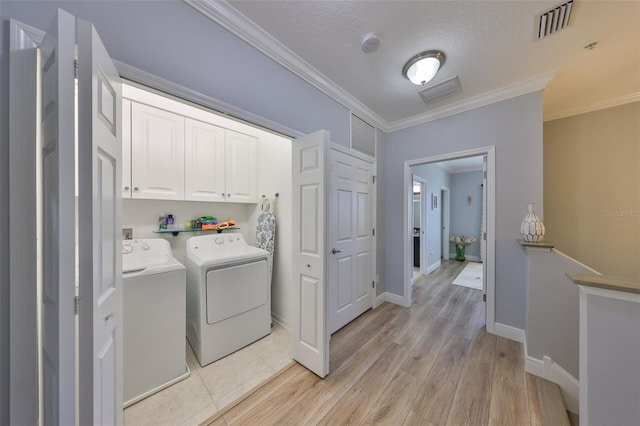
[131,102,185,200]
[122,99,132,198]
[184,118,226,202]
[225,130,257,203]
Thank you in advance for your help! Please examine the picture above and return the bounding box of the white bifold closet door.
[40,8,123,425]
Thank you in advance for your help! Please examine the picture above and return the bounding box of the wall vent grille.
[538,0,573,39]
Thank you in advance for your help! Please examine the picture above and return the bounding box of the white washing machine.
[122,239,189,407]
[185,233,271,367]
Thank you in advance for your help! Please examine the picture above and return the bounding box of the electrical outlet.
[122,228,133,240]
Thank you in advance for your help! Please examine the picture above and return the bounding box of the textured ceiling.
[226,0,640,125]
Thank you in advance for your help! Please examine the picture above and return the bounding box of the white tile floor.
[123,323,291,426]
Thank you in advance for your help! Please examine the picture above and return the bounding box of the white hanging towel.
[256,197,276,281]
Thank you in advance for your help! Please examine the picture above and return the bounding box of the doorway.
[403,147,496,333]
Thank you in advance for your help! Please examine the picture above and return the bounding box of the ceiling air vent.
[537,0,573,39]
[419,76,461,105]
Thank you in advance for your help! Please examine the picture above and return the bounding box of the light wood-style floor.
[205,260,571,426]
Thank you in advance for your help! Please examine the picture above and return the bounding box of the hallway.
[203,260,571,425]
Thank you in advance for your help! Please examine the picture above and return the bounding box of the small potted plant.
[449,235,477,261]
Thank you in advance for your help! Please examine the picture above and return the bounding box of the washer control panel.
[122,239,170,256]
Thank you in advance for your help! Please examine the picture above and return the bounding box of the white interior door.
[76,18,122,425]
[329,149,373,333]
[291,130,329,378]
[39,10,77,425]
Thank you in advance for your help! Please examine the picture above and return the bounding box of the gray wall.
[411,163,452,269]
[0,0,9,422]
[450,171,483,258]
[384,92,543,329]
[0,1,351,145]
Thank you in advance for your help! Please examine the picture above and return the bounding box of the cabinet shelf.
[153,226,240,237]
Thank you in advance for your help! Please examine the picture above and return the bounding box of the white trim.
[185,0,556,133]
[271,312,291,332]
[184,0,386,130]
[330,142,375,164]
[374,292,386,308]
[524,354,580,414]
[579,284,640,304]
[544,91,640,122]
[383,292,410,308]
[426,260,441,275]
[387,72,555,132]
[115,61,303,139]
[441,186,450,261]
[493,323,525,343]
[404,146,496,333]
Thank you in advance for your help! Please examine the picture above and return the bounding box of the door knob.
[331,248,343,254]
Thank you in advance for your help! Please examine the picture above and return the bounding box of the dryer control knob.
[215,237,224,245]
[141,243,150,251]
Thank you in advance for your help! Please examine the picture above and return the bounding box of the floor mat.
[451,262,483,290]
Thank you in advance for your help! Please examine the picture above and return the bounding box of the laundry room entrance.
[9,8,378,423]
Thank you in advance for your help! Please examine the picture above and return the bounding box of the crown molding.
[185,0,389,130]
[114,59,303,139]
[387,71,556,132]
[544,91,640,122]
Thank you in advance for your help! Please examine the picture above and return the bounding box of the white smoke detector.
[361,33,381,54]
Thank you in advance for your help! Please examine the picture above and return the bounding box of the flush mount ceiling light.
[403,50,445,85]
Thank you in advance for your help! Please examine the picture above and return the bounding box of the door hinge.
[483,294,487,302]
[483,170,487,179]
[74,59,79,79]
[74,295,81,315]
[372,175,376,184]
[372,281,375,288]
[372,228,375,236]
[483,232,487,240]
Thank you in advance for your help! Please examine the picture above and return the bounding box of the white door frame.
[403,146,496,334]
[441,186,450,260]
[411,176,428,277]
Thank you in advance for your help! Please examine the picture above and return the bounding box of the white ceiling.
[193,0,640,131]
[435,157,485,174]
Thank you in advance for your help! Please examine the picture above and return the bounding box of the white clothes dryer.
[122,238,188,407]
[185,233,271,367]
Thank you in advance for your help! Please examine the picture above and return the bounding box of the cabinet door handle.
[227,193,231,197]
[124,186,130,191]
[134,187,139,191]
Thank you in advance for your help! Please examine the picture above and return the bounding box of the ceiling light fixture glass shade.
[403,50,445,85]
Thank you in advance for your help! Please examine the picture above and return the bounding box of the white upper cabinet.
[130,102,185,200]
[184,118,226,202]
[225,131,257,203]
[122,83,259,203]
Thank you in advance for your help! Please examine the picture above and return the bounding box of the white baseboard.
[525,354,579,414]
[374,292,386,308]
[426,260,441,274]
[379,291,409,307]
[493,322,525,343]
[271,312,290,331]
